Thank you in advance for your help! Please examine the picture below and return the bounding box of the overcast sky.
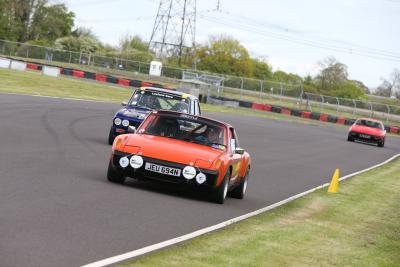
[62,0,400,88]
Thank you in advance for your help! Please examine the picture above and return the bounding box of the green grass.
[121,158,400,267]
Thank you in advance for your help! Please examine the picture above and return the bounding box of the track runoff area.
[1,93,399,267]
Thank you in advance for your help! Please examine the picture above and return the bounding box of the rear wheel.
[212,170,230,204]
[230,168,249,199]
[108,128,115,145]
[107,160,125,184]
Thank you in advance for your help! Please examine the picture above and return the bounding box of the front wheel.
[230,168,249,199]
[347,134,353,142]
[108,128,115,145]
[378,138,385,147]
[211,171,230,204]
[107,160,125,184]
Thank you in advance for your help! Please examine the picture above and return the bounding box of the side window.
[229,128,240,153]
[197,100,201,115]
[194,100,200,115]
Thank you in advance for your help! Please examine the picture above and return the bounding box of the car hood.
[115,106,151,119]
[351,125,385,136]
[124,134,225,169]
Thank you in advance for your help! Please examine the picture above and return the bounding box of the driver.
[140,95,161,109]
[195,126,220,144]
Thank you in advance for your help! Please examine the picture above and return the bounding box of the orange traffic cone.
[327,168,340,193]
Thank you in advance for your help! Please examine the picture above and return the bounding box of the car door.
[228,127,242,183]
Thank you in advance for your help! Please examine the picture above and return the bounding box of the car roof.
[140,87,198,100]
[357,118,383,124]
[152,110,233,128]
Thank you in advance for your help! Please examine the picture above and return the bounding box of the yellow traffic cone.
[327,168,340,193]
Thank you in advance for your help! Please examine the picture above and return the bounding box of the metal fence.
[1,39,400,124]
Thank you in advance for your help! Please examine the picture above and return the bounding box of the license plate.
[145,162,181,177]
[359,134,371,139]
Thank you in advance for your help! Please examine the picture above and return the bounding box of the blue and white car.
[108,87,201,144]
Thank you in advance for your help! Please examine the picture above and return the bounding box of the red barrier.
[251,103,272,111]
[281,108,291,115]
[301,111,312,119]
[96,73,107,82]
[336,117,346,125]
[72,70,85,78]
[390,126,399,134]
[118,79,130,86]
[141,81,153,87]
[319,114,328,122]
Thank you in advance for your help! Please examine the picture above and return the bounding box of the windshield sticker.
[150,92,174,99]
[180,114,197,120]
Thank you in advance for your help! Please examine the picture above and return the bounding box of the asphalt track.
[1,93,399,267]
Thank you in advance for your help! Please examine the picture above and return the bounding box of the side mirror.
[235,147,245,155]
[128,126,136,133]
[121,101,127,106]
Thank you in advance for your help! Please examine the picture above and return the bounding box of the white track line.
[81,153,400,267]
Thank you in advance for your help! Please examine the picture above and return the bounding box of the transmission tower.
[148,0,197,65]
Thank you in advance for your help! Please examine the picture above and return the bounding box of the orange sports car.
[107,110,251,204]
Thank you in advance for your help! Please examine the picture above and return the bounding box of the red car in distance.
[107,110,251,204]
[348,118,386,147]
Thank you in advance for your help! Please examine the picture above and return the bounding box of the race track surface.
[1,94,399,267]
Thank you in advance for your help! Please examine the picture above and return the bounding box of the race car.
[347,118,386,147]
[107,110,251,204]
[108,87,201,144]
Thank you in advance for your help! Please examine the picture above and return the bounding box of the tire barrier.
[130,80,142,88]
[72,70,85,78]
[319,114,329,122]
[301,111,312,119]
[251,103,272,111]
[151,83,164,88]
[96,74,107,82]
[390,126,399,134]
[106,76,118,84]
[311,112,320,120]
[27,63,39,70]
[345,119,355,125]
[141,81,153,87]
[280,108,292,116]
[336,117,346,125]
[118,78,130,86]
[327,115,338,123]
[291,109,302,117]
[238,100,253,108]
[62,68,73,76]
[84,71,96,80]
[384,125,391,132]
[271,106,281,113]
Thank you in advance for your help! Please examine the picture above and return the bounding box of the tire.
[378,138,385,147]
[230,168,249,199]
[108,128,115,145]
[107,160,125,184]
[347,134,353,142]
[212,170,230,204]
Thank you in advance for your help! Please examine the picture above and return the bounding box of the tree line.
[1,0,398,100]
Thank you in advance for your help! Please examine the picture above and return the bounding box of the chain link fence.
[1,39,400,124]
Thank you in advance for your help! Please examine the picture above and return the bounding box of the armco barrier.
[84,71,96,80]
[96,74,107,82]
[118,79,130,86]
[72,70,84,78]
[106,76,118,84]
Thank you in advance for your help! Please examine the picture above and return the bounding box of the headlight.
[114,118,122,125]
[119,157,129,168]
[122,119,129,127]
[182,166,196,179]
[130,155,143,169]
[196,173,206,184]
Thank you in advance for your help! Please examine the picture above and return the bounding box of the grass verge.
[120,157,400,267]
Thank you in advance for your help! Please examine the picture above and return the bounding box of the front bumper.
[111,151,219,189]
[111,120,142,136]
[349,132,383,144]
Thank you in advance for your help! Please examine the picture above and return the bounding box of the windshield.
[141,114,227,150]
[128,90,190,113]
[355,119,384,130]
